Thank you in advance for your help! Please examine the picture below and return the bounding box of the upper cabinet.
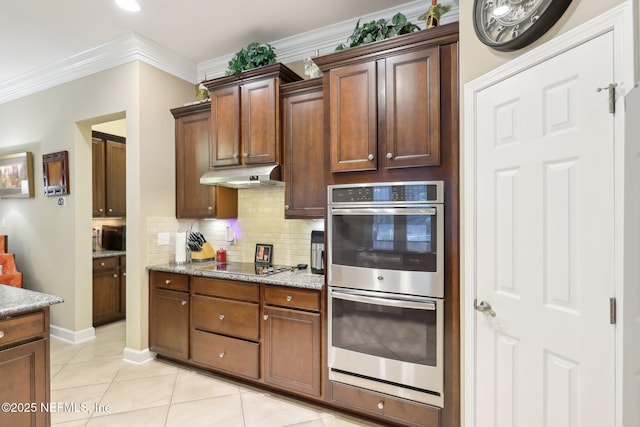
[314,23,458,174]
[203,64,302,169]
[171,102,238,219]
[92,131,126,217]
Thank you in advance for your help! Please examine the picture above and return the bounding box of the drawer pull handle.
[219,314,225,320]
[219,351,225,358]
[0,331,4,339]
[113,274,118,278]
[263,315,269,321]
[100,262,106,267]
[181,300,187,306]
[377,401,384,410]
[165,279,172,285]
[286,296,292,302]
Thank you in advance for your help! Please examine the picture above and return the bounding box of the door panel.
[474,32,615,427]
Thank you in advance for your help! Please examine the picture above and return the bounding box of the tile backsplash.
[146,187,324,267]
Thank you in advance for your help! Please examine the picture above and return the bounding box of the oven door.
[328,205,444,297]
[328,287,444,407]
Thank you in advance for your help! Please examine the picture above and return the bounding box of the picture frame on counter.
[0,151,35,198]
[255,243,273,265]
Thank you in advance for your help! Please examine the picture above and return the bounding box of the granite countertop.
[0,284,64,317]
[147,262,325,290]
[93,250,126,258]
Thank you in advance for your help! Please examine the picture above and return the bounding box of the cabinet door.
[211,86,241,167]
[105,141,126,216]
[383,47,440,168]
[282,85,326,218]
[263,306,321,396]
[92,138,106,217]
[93,265,122,326]
[120,256,126,320]
[241,78,277,164]
[149,288,189,360]
[329,61,377,172]
[0,340,48,427]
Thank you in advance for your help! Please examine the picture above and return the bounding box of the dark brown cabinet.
[0,309,50,427]
[281,79,326,218]
[172,103,238,219]
[263,285,321,397]
[203,64,301,169]
[92,131,126,217]
[92,256,126,327]
[149,271,189,360]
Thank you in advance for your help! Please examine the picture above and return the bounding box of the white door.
[473,32,615,427]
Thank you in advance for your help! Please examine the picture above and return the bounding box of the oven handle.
[330,207,437,216]
[330,288,437,311]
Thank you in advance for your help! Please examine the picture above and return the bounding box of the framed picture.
[255,243,273,265]
[0,151,35,198]
[43,150,70,196]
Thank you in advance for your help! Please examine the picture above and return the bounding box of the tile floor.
[50,321,386,427]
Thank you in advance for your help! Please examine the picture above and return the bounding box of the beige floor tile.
[52,358,124,390]
[165,394,244,427]
[95,373,176,416]
[241,391,322,427]
[114,359,180,382]
[84,406,169,427]
[50,340,87,366]
[50,383,110,424]
[68,338,126,363]
[171,370,240,404]
[51,419,89,426]
[319,415,387,427]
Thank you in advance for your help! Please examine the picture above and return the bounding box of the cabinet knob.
[108,208,113,212]
[219,351,225,358]
[286,296,292,302]
[263,315,269,320]
[207,206,213,211]
[113,274,118,278]
[386,152,393,159]
[165,279,172,285]
[367,154,374,161]
[284,205,289,210]
[377,401,384,410]
[122,272,126,277]
[181,300,187,306]
[98,208,104,213]
[219,314,225,320]
[243,153,248,158]
[0,330,4,339]
[100,262,106,267]
[233,153,239,159]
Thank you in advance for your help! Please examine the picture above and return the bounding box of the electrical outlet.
[158,232,170,246]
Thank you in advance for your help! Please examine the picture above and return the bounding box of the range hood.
[200,164,284,189]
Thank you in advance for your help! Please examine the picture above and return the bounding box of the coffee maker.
[310,230,324,275]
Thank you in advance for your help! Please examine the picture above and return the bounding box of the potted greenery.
[225,42,277,75]
[335,13,419,51]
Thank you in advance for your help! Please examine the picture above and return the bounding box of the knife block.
[191,242,216,262]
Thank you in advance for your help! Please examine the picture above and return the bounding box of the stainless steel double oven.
[327,181,444,407]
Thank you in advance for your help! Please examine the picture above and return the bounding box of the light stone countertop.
[147,262,325,290]
[0,284,64,317]
[93,250,126,258]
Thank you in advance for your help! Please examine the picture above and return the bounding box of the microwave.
[101,225,126,251]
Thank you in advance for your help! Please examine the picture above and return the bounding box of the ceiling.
[0,0,416,87]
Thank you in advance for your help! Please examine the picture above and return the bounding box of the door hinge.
[609,297,617,325]
[597,83,617,114]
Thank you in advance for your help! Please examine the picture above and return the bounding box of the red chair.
[0,235,22,288]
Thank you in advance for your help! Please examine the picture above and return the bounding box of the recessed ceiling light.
[115,0,141,12]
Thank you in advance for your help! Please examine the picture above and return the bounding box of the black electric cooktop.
[195,262,294,276]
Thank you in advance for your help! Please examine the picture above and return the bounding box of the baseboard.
[123,347,156,365]
[50,324,96,344]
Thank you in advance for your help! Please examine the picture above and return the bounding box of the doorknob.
[475,300,496,317]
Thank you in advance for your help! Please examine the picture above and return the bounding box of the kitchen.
[0,1,638,427]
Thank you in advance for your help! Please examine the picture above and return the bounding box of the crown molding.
[0,0,458,104]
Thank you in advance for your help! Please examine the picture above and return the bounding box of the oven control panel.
[329,181,443,204]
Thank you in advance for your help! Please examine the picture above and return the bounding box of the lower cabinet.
[0,309,50,427]
[92,256,126,327]
[149,271,189,360]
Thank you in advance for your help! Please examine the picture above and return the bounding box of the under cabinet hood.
[200,164,284,189]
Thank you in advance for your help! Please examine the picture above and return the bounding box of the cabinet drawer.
[264,286,320,312]
[191,330,259,379]
[0,311,45,348]
[192,295,259,341]
[191,277,259,302]
[331,382,441,427]
[150,271,189,292]
[93,256,118,270]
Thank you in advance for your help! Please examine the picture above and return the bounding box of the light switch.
[158,232,170,245]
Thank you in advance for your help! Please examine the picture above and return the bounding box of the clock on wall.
[473,0,573,51]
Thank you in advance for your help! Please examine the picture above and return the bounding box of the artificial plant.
[335,13,420,51]
[225,42,277,75]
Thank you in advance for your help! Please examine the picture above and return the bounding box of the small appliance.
[310,230,324,274]
[101,225,126,251]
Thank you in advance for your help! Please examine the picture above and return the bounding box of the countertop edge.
[0,284,64,317]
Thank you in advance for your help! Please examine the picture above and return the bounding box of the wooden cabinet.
[281,79,326,218]
[92,131,126,217]
[171,103,238,219]
[190,277,260,379]
[203,64,301,169]
[0,309,50,427]
[263,285,321,397]
[92,256,126,327]
[314,25,458,175]
[149,271,189,360]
